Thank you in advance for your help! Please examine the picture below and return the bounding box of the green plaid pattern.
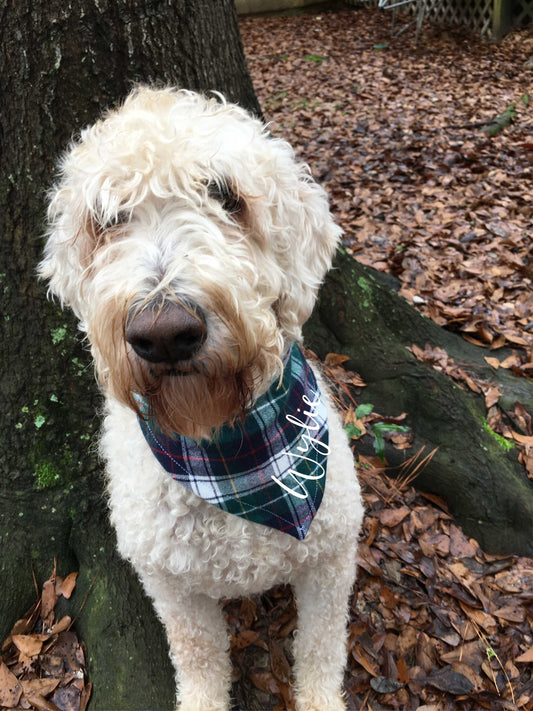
[137,343,329,540]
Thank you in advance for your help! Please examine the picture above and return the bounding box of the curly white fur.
[40,86,363,711]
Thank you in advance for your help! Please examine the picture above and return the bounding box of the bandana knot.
[137,343,329,540]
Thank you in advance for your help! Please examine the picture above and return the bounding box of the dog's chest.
[102,400,324,594]
[112,467,317,596]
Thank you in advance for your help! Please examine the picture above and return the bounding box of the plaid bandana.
[137,343,329,540]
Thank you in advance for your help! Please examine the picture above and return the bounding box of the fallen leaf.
[41,579,58,629]
[378,507,411,527]
[493,604,525,623]
[59,572,78,599]
[325,352,350,366]
[12,634,47,657]
[484,385,501,408]
[0,662,22,708]
[484,356,500,369]
[269,641,291,684]
[515,646,533,663]
[511,431,533,446]
[21,678,60,698]
[370,676,404,693]
[422,665,475,694]
[249,671,280,696]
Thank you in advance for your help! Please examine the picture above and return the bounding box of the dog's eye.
[208,181,242,215]
[101,211,129,231]
[88,210,130,248]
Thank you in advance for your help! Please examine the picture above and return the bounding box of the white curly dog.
[40,87,363,711]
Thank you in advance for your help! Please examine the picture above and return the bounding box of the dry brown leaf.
[231,629,261,651]
[351,643,380,677]
[396,656,410,684]
[12,634,47,657]
[269,641,291,685]
[421,665,474,694]
[448,525,478,557]
[59,572,78,599]
[378,506,411,528]
[515,646,533,663]
[457,605,497,634]
[52,616,72,635]
[511,431,533,446]
[493,604,525,623]
[396,626,419,658]
[495,568,533,593]
[484,356,500,369]
[41,579,58,629]
[22,689,62,711]
[520,450,533,479]
[484,384,501,408]
[249,671,280,696]
[325,352,350,366]
[0,662,22,708]
[390,431,414,450]
[20,679,60,698]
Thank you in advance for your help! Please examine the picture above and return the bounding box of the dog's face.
[39,87,341,439]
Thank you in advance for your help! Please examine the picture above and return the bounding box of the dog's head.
[39,87,341,439]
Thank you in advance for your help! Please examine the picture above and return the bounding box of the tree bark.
[304,251,533,556]
[0,1,259,708]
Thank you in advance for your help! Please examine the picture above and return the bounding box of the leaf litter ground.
[233,7,533,711]
[0,563,90,711]
[241,7,533,355]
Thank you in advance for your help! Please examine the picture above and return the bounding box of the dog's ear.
[38,182,90,322]
[267,157,342,344]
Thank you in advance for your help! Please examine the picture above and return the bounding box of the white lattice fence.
[350,0,533,36]
[421,0,492,34]
[515,0,533,25]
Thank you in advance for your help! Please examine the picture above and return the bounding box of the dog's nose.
[126,301,206,364]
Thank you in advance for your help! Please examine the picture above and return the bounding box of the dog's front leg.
[145,581,232,711]
[292,552,357,711]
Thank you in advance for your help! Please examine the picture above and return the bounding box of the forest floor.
[234,7,533,711]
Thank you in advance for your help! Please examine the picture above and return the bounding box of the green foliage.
[33,461,61,489]
[371,421,410,460]
[264,90,287,112]
[34,413,46,429]
[345,423,362,439]
[482,93,529,137]
[482,419,515,451]
[346,403,410,461]
[355,403,374,418]
[51,325,68,344]
[303,54,327,63]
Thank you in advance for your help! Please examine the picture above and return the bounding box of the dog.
[39,87,363,711]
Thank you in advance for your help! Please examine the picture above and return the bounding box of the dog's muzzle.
[125,300,206,365]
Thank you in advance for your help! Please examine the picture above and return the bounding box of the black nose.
[125,301,206,364]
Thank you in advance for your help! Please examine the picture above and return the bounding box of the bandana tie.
[137,343,329,540]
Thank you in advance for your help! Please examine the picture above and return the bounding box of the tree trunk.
[0,1,259,708]
[304,251,533,556]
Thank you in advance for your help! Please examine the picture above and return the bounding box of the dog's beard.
[134,360,254,440]
[97,348,254,440]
